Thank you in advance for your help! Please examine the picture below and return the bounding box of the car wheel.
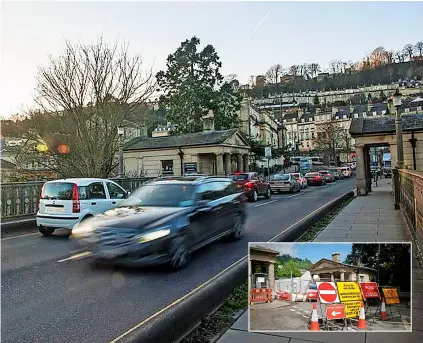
[230,214,245,240]
[170,246,190,270]
[264,187,271,199]
[290,187,295,194]
[39,227,55,236]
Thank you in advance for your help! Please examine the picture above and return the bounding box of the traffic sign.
[326,304,346,320]
[306,289,318,301]
[336,282,363,302]
[382,288,400,304]
[359,282,381,300]
[316,282,340,303]
[264,146,272,158]
[344,301,362,318]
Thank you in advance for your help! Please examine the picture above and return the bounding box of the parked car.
[269,173,301,193]
[71,176,247,270]
[336,168,345,179]
[318,170,336,182]
[339,166,352,178]
[304,172,326,186]
[347,162,356,170]
[290,173,308,188]
[229,172,271,202]
[328,168,342,180]
[36,178,130,236]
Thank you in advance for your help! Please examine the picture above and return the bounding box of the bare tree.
[394,50,405,63]
[314,120,346,163]
[28,38,156,178]
[288,65,300,76]
[329,60,343,74]
[403,44,414,61]
[308,63,321,78]
[369,46,388,67]
[415,41,423,57]
[385,50,394,64]
[265,64,284,84]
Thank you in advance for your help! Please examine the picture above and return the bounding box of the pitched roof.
[350,113,423,136]
[310,258,377,272]
[250,245,280,255]
[124,129,250,151]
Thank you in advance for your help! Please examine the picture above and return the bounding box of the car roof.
[152,176,233,184]
[45,178,112,186]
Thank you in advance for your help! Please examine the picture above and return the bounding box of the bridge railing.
[398,170,423,256]
[0,177,153,220]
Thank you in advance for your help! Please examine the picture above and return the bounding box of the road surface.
[1,178,355,343]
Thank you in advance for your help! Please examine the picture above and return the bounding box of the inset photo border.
[248,242,412,332]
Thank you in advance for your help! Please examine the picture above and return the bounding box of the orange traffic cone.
[357,302,367,329]
[310,303,320,331]
[379,297,391,321]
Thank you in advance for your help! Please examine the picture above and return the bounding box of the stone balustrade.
[396,169,423,254]
[0,177,152,220]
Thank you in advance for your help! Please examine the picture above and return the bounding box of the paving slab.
[216,330,291,343]
[365,331,423,343]
[231,311,248,331]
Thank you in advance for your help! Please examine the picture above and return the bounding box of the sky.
[251,242,353,263]
[1,0,423,118]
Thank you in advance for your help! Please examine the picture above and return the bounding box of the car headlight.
[134,227,171,243]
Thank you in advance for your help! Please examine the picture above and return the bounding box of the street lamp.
[117,125,125,178]
[392,88,404,169]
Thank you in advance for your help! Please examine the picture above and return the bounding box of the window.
[78,186,88,200]
[161,160,174,176]
[196,182,222,201]
[41,182,74,200]
[224,181,239,196]
[106,182,126,199]
[88,182,107,199]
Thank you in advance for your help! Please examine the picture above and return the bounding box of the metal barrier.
[0,177,153,220]
[250,288,272,305]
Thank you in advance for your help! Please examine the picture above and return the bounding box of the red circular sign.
[317,282,338,303]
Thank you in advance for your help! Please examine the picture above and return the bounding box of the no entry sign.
[337,282,363,302]
[360,282,381,300]
[317,282,340,303]
[326,304,346,320]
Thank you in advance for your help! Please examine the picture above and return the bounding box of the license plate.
[45,207,64,213]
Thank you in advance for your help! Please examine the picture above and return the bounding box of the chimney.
[332,252,340,263]
[202,110,215,132]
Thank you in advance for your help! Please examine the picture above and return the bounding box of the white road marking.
[289,309,297,312]
[254,200,278,208]
[1,232,39,241]
[57,251,91,263]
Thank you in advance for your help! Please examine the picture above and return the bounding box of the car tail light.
[72,183,80,213]
[245,181,254,188]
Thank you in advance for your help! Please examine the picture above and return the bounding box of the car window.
[271,174,289,181]
[196,181,227,201]
[230,173,249,181]
[223,181,239,196]
[251,174,258,181]
[87,182,107,199]
[78,186,88,200]
[106,182,126,199]
[41,182,74,200]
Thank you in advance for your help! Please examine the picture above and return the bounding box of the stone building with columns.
[122,124,250,177]
[309,252,377,283]
[350,113,423,196]
[249,245,279,293]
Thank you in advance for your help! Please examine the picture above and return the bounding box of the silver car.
[269,174,301,194]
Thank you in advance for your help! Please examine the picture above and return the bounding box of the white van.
[36,178,129,236]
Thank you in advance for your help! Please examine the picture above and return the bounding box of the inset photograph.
[248,242,411,332]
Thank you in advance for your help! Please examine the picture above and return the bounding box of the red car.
[229,172,271,202]
[304,172,326,186]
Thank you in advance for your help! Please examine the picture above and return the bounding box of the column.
[340,272,345,281]
[243,154,250,172]
[215,153,224,175]
[237,154,244,173]
[355,144,367,196]
[224,153,232,175]
[365,146,372,193]
[248,259,252,291]
[330,273,334,282]
[268,263,275,294]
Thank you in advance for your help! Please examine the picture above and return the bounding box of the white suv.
[36,178,129,236]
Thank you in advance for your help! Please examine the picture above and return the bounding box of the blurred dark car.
[304,172,326,186]
[229,172,271,202]
[71,176,247,270]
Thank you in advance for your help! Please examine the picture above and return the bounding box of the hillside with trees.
[249,42,423,98]
[275,254,313,278]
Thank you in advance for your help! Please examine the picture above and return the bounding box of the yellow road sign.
[344,301,362,318]
[382,288,400,304]
[336,282,363,302]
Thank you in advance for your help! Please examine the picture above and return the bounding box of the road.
[250,299,411,331]
[1,177,355,343]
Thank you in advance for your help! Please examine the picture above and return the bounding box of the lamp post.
[117,125,125,178]
[392,88,404,169]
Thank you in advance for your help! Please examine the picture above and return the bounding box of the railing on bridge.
[397,170,423,257]
[0,177,153,220]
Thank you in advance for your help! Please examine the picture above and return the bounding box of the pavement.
[217,178,423,342]
[1,177,355,343]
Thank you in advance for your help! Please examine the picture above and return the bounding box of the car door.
[105,181,128,208]
[87,181,112,214]
[251,173,262,194]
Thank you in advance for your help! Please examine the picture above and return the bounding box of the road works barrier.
[250,288,272,305]
[112,190,355,343]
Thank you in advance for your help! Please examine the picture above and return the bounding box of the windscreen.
[270,174,289,181]
[120,183,195,207]
[230,174,249,181]
[41,182,75,200]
